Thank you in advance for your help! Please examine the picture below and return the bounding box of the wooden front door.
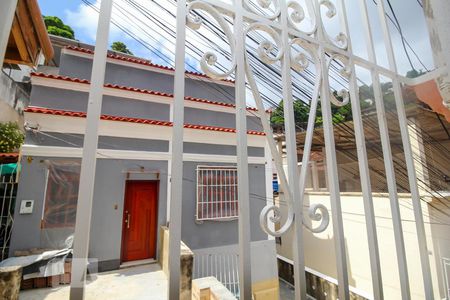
[121,181,158,262]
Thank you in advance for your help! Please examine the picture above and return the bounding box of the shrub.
[0,122,25,153]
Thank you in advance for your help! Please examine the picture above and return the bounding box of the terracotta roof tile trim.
[24,106,266,136]
[31,72,266,112]
[64,45,235,84]
[0,153,19,158]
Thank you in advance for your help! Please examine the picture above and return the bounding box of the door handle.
[127,213,131,229]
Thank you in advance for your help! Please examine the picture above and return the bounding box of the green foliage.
[111,41,134,55]
[406,69,425,78]
[270,99,323,130]
[0,122,25,153]
[270,83,396,129]
[44,16,75,40]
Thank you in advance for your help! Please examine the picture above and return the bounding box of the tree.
[270,84,392,130]
[43,16,75,40]
[111,41,133,55]
[270,99,323,130]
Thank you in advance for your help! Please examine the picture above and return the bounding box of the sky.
[37,0,435,105]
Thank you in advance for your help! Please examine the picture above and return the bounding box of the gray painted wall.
[181,162,267,250]
[26,131,170,152]
[58,53,236,104]
[25,132,264,157]
[30,85,262,131]
[10,157,168,271]
[10,157,267,269]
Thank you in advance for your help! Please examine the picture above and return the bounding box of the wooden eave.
[4,0,54,66]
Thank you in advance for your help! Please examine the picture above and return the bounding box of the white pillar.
[167,0,186,298]
[0,0,18,67]
[69,1,113,299]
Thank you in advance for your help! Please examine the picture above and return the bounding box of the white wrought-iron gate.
[165,1,436,300]
[0,0,441,299]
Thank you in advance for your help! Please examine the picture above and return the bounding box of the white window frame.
[196,165,238,221]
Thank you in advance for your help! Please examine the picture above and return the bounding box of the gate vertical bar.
[70,1,113,299]
[338,1,384,298]
[234,0,252,298]
[279,1,307,299]
[0,0,18,67]
[168,0,187,298]
[315,3,349,299]
[375,1,434,298]
[358,1,411,299]
[318,50,349,300]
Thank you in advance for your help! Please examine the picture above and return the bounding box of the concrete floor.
[20,265,307,300]
[279,279,295,300]
[20,264,167,300]
[279,279,317,300]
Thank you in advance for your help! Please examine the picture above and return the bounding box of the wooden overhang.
[4,0,54,66]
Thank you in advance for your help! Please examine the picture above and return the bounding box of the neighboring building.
[8,42,278,296]
[1,0,53,124]
[275,92,450,299]
[0,0,53,262]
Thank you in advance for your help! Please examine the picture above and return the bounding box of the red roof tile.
[0,153,19,159]
[65,45,235,84]
[31,72,264,112]
[24,106,266,136]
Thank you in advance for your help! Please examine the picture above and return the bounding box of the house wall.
[181,162,267,250]
[0,71,28,124]
[9,156,168,271]
[276,191,450,300]
[29,85,262,131]
[10,155,268,271]
[10,43,273,274]
[58,53,236,104]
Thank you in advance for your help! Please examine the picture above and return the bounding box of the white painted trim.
[31,75,265,117]
[61,47,235,87]
[24,112,267,147]
[21,145,267,164]
[119,258,156,268]
[276,255,374,300]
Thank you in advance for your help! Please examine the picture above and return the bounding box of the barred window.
[196,166,238,221]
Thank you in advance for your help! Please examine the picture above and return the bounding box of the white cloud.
[65,0,123,43]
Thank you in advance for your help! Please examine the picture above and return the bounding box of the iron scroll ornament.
[186,2,330,236]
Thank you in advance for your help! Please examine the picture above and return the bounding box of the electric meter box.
[19,200,34,214]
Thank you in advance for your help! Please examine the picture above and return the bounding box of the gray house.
[9,43,277,288]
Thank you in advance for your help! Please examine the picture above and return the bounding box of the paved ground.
[20,264,167,300]
[20,265,303,300]
[279,279,295,300]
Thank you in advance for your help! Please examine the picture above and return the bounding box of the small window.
[196,166,238,221]
[42,161,80,228]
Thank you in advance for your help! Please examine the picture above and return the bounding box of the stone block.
[0,266,22,300]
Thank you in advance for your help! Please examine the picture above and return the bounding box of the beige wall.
[276,192,450,299]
